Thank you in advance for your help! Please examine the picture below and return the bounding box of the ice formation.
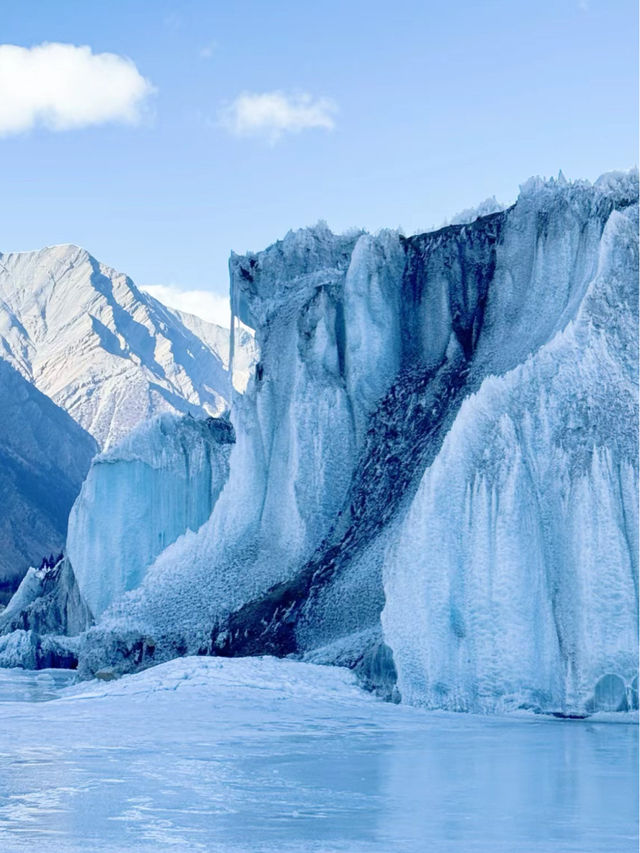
[67,413,234,619]
[4,172,637,717]
[0,556,90,637]
[382,196,639,713]
[0,243,239,448]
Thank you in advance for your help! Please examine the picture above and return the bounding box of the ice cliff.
[0,412,234,669]
[68,413,235,620]
[383,187,639,712]
[6,172,637,716]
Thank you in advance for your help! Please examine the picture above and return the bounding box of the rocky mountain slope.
[0,244,237,448]
[0,359,97,601]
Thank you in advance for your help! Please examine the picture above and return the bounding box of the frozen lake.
[0,657,637,852]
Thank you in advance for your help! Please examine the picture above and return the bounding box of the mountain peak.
[0,244,244,447]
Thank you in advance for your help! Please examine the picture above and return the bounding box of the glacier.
[3,171,637,718]
[382,195,639,713]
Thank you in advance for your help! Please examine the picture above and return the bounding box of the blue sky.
[1,0,637,322]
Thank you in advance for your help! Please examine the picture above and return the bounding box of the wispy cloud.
[163,12,183,30]
[199,41,217,59]
[141,284,231,328]
[0,42,154,136]
[219,90,337,143]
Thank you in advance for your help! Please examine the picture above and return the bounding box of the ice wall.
[67,413,234,619]
[383,187,639,714]
[82,212,506,667]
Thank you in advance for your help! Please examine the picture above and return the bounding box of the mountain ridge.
[0,243,236,447]
[0,358,97,600]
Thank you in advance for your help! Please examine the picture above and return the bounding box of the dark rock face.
[0,361,97,602]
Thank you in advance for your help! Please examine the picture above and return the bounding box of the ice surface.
[0,657,636,852]
[0,666,75,702]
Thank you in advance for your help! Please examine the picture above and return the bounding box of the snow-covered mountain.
[0,359,97,601]
[2,171,637,717]
[0,244,240,448]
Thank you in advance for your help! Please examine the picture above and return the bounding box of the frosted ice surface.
[0,657,636,852]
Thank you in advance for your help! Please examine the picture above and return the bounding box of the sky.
[0,0,637,325]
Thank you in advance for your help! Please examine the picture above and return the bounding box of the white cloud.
[0,42,154,136]
[219,90,337,143]
[141,285,231,328]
